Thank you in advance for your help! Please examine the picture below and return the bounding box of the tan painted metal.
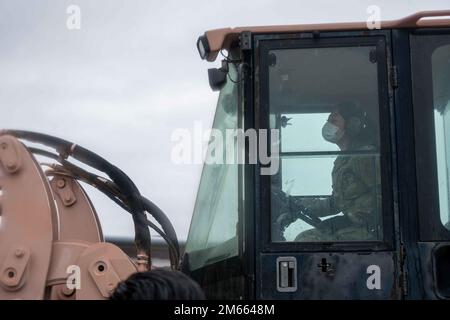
[0,135,55,299]
[46,241,90,286]
[75,242,136,299]
[204,10,450,61]
[46,241,91,300]
[49,175,103,243]
[0,135,138,299]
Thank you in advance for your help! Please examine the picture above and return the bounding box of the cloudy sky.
[1,0,448,241]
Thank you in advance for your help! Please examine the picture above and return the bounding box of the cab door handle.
[276,256,297,292]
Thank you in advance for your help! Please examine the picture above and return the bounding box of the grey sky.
[1,0,448,240]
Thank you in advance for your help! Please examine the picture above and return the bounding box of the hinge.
[240,31,252,51]
[390,65,399,89]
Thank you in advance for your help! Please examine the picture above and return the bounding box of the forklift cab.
[182,11,450,299]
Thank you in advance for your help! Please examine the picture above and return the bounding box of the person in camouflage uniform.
[284,102,382,242]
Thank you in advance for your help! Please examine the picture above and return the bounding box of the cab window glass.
[432,44,450,231]
[184,64,239,270]
[269,46,383,242]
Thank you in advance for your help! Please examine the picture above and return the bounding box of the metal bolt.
[62,286,75,297]
[6,162,16,171]
[57,179,66,188]
[14,249,24,258]
[107,283,115,293]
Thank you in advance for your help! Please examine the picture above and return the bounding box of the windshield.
[184,62,240,270]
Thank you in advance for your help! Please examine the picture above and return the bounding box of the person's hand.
[273,212,295,241]
[287,196,325,227]
[275,212,294,229]
[288,196,307,216]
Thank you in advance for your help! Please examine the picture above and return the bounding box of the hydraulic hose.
[28,144,181,268]
[4,130,152,268]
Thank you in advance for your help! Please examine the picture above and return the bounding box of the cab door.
[253,30,401,299]
[407,29,450,299]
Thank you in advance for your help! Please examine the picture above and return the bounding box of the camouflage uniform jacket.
[295,145,382,241]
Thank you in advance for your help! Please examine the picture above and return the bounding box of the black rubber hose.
[5,130,152,263]
[141,197,180,259]
[28,146,180,267]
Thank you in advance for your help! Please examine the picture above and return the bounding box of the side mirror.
[208,60,229,91]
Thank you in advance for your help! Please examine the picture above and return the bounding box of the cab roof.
[202,10,450,62]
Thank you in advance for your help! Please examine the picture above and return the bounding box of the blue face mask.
[322,121,344,143]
